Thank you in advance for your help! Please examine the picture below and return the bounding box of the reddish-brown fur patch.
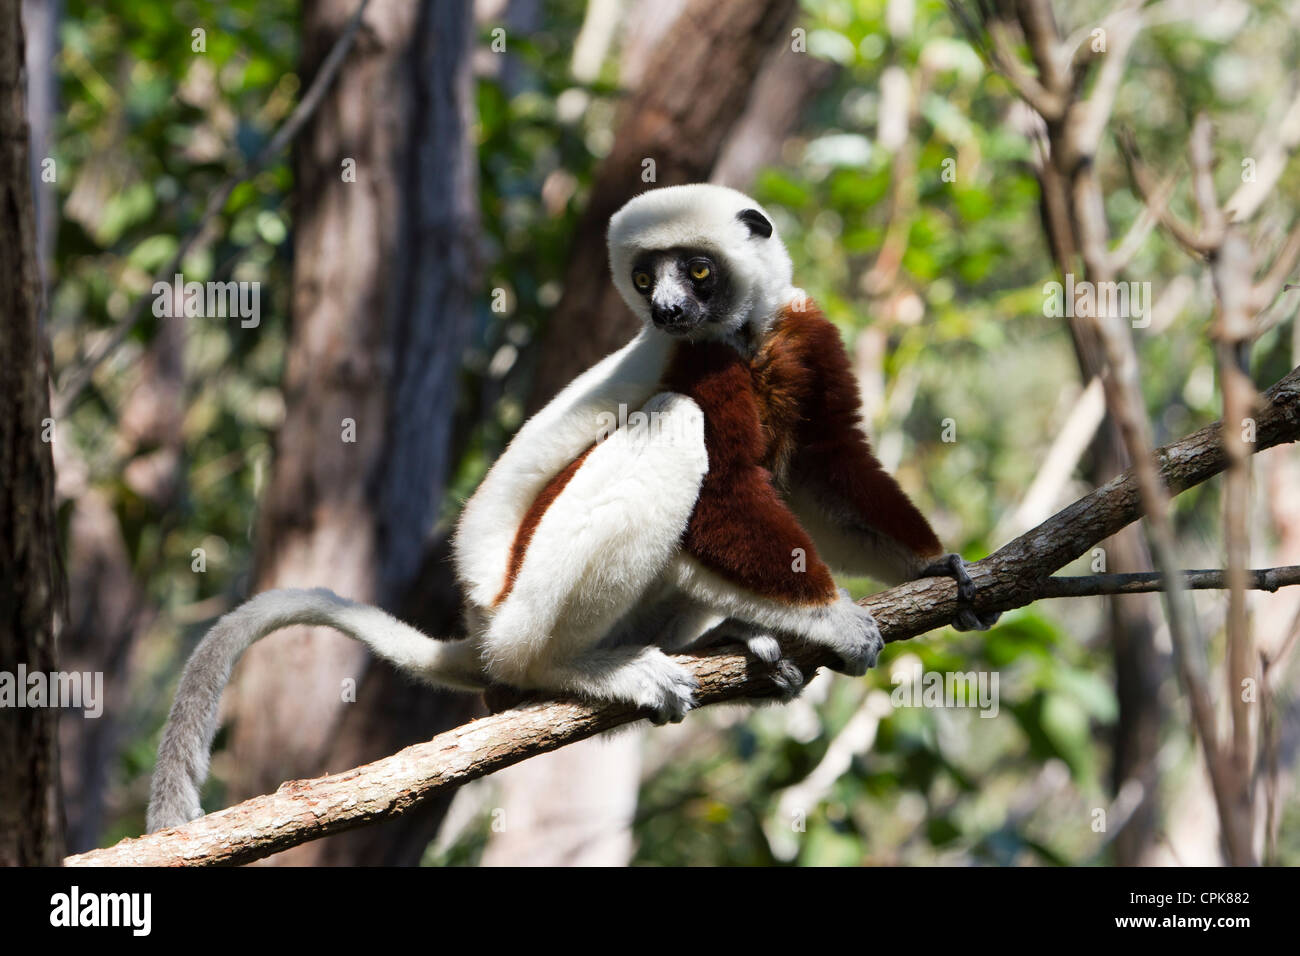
[751,317,817,478]
[661,341,839,605]
[766,304,943,560]
[493,444,596,606]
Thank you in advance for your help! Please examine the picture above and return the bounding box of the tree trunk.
[0,0,64,865]
[524,0,798,411]
[223,0,478,864]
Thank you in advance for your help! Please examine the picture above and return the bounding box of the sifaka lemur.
[146,183,997,832]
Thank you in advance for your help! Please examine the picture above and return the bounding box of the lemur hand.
[699,620,808,701]
[820,589,885,676]
[922,553,1001,632]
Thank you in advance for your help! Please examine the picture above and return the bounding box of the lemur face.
[628,247,734,336]
[607,184,797,344]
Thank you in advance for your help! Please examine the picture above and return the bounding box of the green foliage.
[52,0,1300,865]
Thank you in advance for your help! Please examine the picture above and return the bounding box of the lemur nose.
[651,302,684,325]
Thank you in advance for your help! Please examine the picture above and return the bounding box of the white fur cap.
[607,184,795,327]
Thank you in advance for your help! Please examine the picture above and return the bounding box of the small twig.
[1071,5,1141,156]
[1251,218,1300,316]
[1116,129,1215,256]
[985,18,1065,121]
[1188,113,1226,247]
[1037,566,1300,598]
[1107,188,1164,274]
[51,0,373,418]
[1061,0,1148,88]
[1223,85,1300,224]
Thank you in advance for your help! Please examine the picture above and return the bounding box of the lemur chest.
[659,322,815,482]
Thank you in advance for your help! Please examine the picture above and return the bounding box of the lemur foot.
[484,649,696,724]
[922,553,1001,632]
[817,589,884,677]
[628,648,699,725]
[701,622,808,701]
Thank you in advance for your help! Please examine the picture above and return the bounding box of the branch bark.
[1037,567,1300,598]
[65,364,1300,866]
[1001,0,1164,864]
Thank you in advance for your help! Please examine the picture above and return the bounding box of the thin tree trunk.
[21,0,131,856]
[0,0,64,865]
[524,0,798,410]
[20,0,55,274]
[223,0,478,864]
[1029,117,1164,868]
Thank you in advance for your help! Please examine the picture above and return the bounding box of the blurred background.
[26,0,1300,865]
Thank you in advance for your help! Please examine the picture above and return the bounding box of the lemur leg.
[671,558,884,677]
[921,553,1001,631]
[599,585,721,653]
[505,646,700,724]
[478,391,709,723]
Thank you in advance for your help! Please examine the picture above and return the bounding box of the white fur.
[476,391,708,690]
[452,328,675,607]
[667,558,882,675]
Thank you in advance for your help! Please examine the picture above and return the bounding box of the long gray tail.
[146,587,482,833]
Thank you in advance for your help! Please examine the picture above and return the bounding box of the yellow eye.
[690,263,710,281]
[633,271,651,291]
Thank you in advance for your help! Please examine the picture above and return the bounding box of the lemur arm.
[684,457,839,605]
[778,313,943,583]
[663,339,840,606]
[780,312,998,630]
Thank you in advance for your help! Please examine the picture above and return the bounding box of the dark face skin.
[630,247,733,336]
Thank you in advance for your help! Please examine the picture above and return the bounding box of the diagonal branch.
[64,364,1300,867]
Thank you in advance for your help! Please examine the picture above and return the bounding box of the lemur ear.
[736,208,773,239]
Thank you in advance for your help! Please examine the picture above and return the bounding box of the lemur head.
[607,184,796,343]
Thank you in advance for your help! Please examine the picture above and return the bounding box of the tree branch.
[63,364,1300,866]
[1038,566,1300,598]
